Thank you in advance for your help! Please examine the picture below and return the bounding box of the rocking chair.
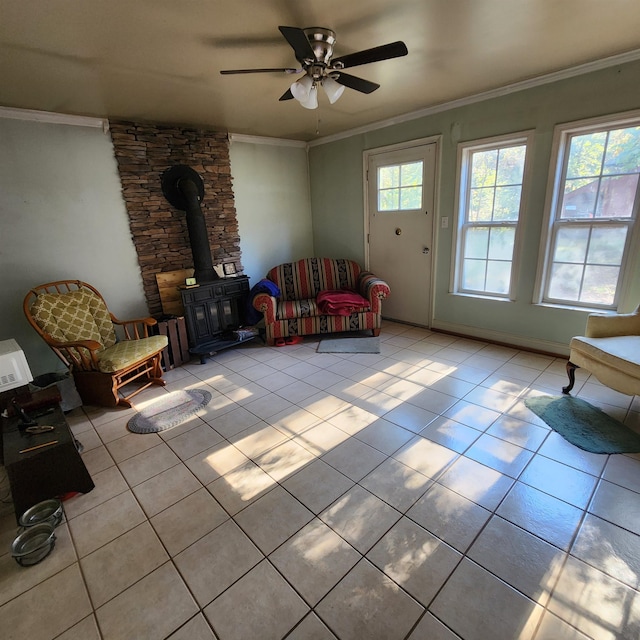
[24,280,168,408]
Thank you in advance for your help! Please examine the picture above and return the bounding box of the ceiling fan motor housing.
[303,28,336,65]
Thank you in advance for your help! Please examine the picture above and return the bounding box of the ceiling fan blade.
[220,68,300,75]
[279,26,316,62]
[333,72,380,94]
[332,41,408,69]
[279,89,294,101]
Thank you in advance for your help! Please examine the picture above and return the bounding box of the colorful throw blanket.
[317,289,370,316]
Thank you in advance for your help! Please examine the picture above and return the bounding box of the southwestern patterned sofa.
[252,258,390,345]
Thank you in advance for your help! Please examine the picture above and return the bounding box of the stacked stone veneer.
[109,121,242,316]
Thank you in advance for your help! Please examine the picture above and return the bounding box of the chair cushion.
[30,289,116,348]
[97,335,167,373]
[570,335,640,378]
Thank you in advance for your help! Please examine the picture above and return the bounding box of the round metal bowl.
[18,498,63,529]
[11,523,57,567]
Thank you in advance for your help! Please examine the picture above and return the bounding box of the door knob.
[422,247,430,254]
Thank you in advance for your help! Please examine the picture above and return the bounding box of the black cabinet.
[180,276,252,361]
[2,406,94,521]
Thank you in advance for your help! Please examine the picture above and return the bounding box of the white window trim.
[451,130,535,300]
[533,109,640,311]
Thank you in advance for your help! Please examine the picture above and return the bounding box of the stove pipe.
[161,165,218,282]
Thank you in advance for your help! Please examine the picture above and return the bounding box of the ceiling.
[2,0,640,142]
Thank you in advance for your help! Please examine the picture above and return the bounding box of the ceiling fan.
[220,26,408,109]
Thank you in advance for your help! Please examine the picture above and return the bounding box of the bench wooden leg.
[562,361,579,394]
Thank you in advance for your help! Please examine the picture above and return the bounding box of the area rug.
[128,389,212,434]
[317,335,380,354]
[524,395,640,454]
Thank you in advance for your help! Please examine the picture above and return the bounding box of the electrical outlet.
[441,217,449,229]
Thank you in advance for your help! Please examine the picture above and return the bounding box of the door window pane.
[378,161,423,211]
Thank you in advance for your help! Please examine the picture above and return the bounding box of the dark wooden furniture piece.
[180,276,253,362]
[155,316,191,370]
[24,280,168,408]
[2,404,94,521]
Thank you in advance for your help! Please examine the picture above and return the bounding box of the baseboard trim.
[429,320,570,358]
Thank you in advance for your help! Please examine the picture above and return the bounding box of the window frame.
[451,131,534,301]
[534,110,640,311]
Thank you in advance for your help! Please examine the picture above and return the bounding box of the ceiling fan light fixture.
[291,75,318,109]
[290,74,313,102]
[322,76,345,104]
[299,85,318,109]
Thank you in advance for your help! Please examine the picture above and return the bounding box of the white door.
[367,143,436,327]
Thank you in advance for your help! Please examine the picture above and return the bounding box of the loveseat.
[252,258,390,345]
[563,304,640,396]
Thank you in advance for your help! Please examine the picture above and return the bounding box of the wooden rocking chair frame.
[24,280,167,408]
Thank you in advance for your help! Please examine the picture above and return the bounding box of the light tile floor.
[2,322,640,640]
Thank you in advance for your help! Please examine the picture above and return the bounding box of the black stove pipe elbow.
[161,165,219,282]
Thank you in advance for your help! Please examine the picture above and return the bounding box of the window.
[454,133,532,298]
[540,115,640,309]
[377,161,423,211]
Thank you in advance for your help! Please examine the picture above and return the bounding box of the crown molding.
[229,133,307,148]
[0,106,109,131]
[308,48,640,148]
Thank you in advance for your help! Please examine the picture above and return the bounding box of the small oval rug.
[128,389,212,434]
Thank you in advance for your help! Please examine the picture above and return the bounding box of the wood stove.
[161,165,253,362]
[180,276,251,361]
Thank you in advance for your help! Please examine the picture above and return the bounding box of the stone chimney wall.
[109,121,242,316]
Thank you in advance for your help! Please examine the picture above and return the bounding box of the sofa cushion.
[268,258,361,301]
[570,335,640,378]
[276,299,318,319]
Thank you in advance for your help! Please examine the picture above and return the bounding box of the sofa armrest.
[585,305,640,338]
[357,272,390,314]
[253,293,278,324]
